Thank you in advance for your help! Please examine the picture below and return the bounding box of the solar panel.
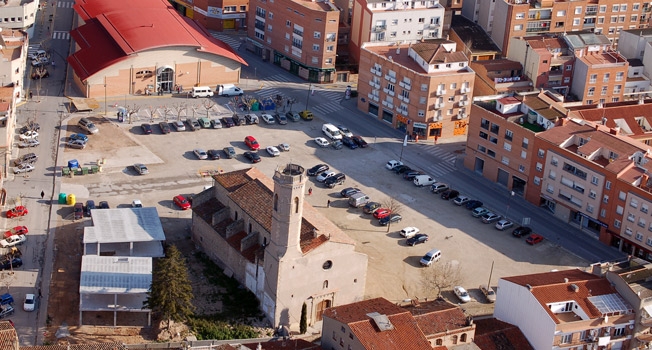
[588,294,632,315]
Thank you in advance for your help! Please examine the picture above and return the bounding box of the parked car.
[512,226,533,237]
[285,111,300,122]
[340,187,361,198]
[440,189,459,200]
[244,136,260,150]
[69,133,89,143]
[314,137,330,148]
[479,285,496,303]
[331,140,344,150]
[414,175,436,187]
[266,146,280,157]
[232,114,245,126]
[19,131,39,140]
[66,140,86,149]
[4,226,28,238]
[278,143,290,152]
[299,110,314,120]
[385,160,403,170]
[210,119,223,129]
[15,153,38,166]
[207,150,221,160]
[324,173,346,188]
[172,121,186,131]
[337,125,353,138]
[244,114,259,124]
[173,195,191,210]
[380,213,402,226]
[373,208,391,219]
[453,286,472,303]
[495,219,514,231]
[0,258,22,270]
[400,227,420,239]
[223,147,236,159]
[471,207,489,217]
[159,122,171,134]
[13,163,34,174]
[84,200,96,217]
[186,118,201,131]
[6,206,28,219]
[308,164,329,176]
[261,113,275,124]
[74,202,84,219]
[351,135,368,148]
[133,163,149,175]
[316,171,335,183]
[406,233,429,246]
[141,123,153,134]
[466,200,484,210]
[193,149,208,160]
[526,234,544,245]
[453,196,469,206]
[244,151,261,163]
[23,294,35,312]
[221,117,235,128]
[17,139,39,148]
[20,122,40,134]
[0,235,26,248]
[274,113,288,125]
[363,202,382,214]
[99,201,110,209]
[393,165,412,174]
[430,183,449,194]
[481,212,502,223]
[132,200,143,208]
[341,136,358,149]
[403,171,423,181]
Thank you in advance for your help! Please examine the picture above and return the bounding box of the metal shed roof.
[84,207,165,244]
[80,255,152,294]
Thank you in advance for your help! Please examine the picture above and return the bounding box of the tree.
[171,103,187,121]
[299,302,307,334]
[420,261,462,298]
[144,245,195,329]
[381,197,404,233]
[202,99,216,118]
[286,97,297,112]
[126,104,141,124]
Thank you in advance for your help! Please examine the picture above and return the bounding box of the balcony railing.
[373,25,386,32]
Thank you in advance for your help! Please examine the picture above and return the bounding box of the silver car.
[66,140,86,149]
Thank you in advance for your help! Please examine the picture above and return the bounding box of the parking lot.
[58,109,588,311]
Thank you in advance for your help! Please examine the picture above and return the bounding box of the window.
[536,162,543,171]
[620,4,627,11]
[637,232,644,241]
[487,149,496,158]
[516,12,526,19]
[547,184,554,194]
[490,123,499,134]
[557,10,566,16]
[603,73,610,82]
[573,18,580,26]
[634,3,641,11]
[538,149,545,158]
[521,150,527,159]
[489,136,498,144]
[589,190,596,199]
[588,87,595,96]
[598,17,605,24]
[480,118,489,130]
[613,5,619,12]
[587,204,594,213]
[639,218,646,228]
[631,198,639,208]
[628,213,636,222]
[504,142,512,151]
[606,181,612,189]
[616,72,624,82]
[314,31,321,38]
[601,209,607,217]
[599,5,607,13]
[549,169,556,180]
[534,176,541,185]
[501,156,509,165]
[325,58,333,64]
[590,74,597,83]
[286,20,291,27]
[601,86,608,95]
[477,145,486,153]
[643,204,649,213]
[313,44,320,51]
[505,129,513,141]
[551,157,558,166]
[619,191,626,200]
[603,195,609,204]
[522,138,529,149]
[514,24,523,30]
[575,6,582,14]
[617,205,624,215]
[614,219,621,228]
[591,175,599,185]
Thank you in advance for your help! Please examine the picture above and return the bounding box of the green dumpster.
[251,101,260,111]
[62,167,70,176]
[82,167,89,175]
[91,165,99,174]
[58,193,67,204]
[75,168,83,176]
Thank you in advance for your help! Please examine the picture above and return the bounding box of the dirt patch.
[65,116,138,154]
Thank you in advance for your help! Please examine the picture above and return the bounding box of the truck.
[348,193,370,208]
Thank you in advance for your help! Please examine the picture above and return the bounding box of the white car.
[337,125,353,138]
[261,113,275,124]
[316,171,336,183]
[17,139,39,148]
[495,219,514,231]
[13,163,35,174]
[23,294,35,312]
[193,149,208,160]
[453,195,469,206]
[385,160,403,170]
[399,227,420,239]
[453,286,472,303]
[315,137,330,148]
[278,143,290,152]
[0,234,26,248]
[133,163,149,175]
[19,131,39,140]
[131,200,143,208]
[266,146,280,157]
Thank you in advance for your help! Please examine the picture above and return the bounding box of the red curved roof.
[68,0,246,81]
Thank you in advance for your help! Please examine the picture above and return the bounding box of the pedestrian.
[40,190,45,199]
[327,200,331,208]
[51,60,55,69]
[308,187,313,196]
[38,288,42,298]
[29,91,32,99]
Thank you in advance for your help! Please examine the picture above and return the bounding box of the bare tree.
[381,197,404,232]
[202,99,216,118]
[239,95,256,112]
[126,104,141,124]
[161,105,173,122]
[287,97,298,112]
[273,94,284,112]
[171,103,187,121]
[420,261,463,298]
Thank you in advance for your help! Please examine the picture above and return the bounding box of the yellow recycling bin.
[67,194,76,205]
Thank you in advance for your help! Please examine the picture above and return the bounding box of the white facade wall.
[642,42,652,80]
[490,0,508,51]
[571,59,590,100]
[621,193,652,244]
[478,0,496,34]
[0,1,37,30]
[618,31,651,60]
[368,6,445,42]
[494,279,557,349]
[460,0,478,22]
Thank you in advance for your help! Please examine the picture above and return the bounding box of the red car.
[526,234,544,245]
[373,208,391,219]
[4,226,28,239]
[244,136,260,151]
[173,195,191,210]
[6,206,28,219]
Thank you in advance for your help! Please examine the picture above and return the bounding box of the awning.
[156,65,174,75]
[70,98,98,112]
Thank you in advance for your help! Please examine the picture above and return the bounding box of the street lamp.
[399,134,408,162]
[505,191,515,219]
[103,77,107,115]
[305,83,312,110]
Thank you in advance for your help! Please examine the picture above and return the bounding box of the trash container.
[68,159,79,169]
[67,194,76,205]
[82,167,89,175]
[58,193,67,204]
[62,167,70,176]
[91,165,99,174]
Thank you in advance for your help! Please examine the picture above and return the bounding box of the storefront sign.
[206,6,246,18]
[413,122,427,129]
[429,122,442,129]
[396,115,408,124]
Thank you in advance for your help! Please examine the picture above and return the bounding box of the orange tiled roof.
[323,297,405,323]
[240,339,322,349]
[348,312,432,350]
[474,318,534,350]
[0,320,16,350]
[21,344,127,350]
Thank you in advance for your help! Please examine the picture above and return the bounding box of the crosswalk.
[254,74,346,115]
[57,1,74,8]
[209,32,244,50]
[52,31,69,40]
[417,145,458,178]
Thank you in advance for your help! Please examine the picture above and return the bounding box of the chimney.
[570,284,580,292]
[564,278,569,283]
[610,127,620,135]
[641,174,649,189]
[595,124,601,131]
[639,95,645,105]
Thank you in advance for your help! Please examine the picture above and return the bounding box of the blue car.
[69,133,89,143]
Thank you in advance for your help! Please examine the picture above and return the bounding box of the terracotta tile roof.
[348,312,432,350]
[229,179,274,232]
[21,344,127,350]
[474,318,534,350]
[323,297,406,324]
[240,339,322,349]
[470,59,523,73]
[411,306,468,336]
[502,269,627,324]
[412,42,468,64]
[0,320,16,350]
[572,102,652,138]
[214,168,261,192]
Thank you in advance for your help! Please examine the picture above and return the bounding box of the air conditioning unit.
[436,90,446,96]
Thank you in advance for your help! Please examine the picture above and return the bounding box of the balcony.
[382,101,394,109]
[399,81,411,90]
[385,75,396,83]
[457,112,467,119]
[526,22,551,33]
[398,95,410,103]
[373,25,386,32]
[435,90,446,96]
[585,10,597,16]
[641,314,652,327]
[428,22,440,28]
[458,100,468,107]
[460,87,469,93]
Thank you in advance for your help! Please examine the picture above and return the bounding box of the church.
[191,164,368,330]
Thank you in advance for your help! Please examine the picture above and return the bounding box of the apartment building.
[441,0,464,33]
[618,28,652,96]
[470,0,651,55]
[571,49,629,104]
[0,0,37,31]
[469,59,532,96]
[495,269,635,349]
[349,0,445,64]
[464,92,565,198]
[508,36,575,95]
[449,15,502,62]
[247,0,340,82]
[569,99,652,144]
[358,40,474,141]
[169,0,248,31]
